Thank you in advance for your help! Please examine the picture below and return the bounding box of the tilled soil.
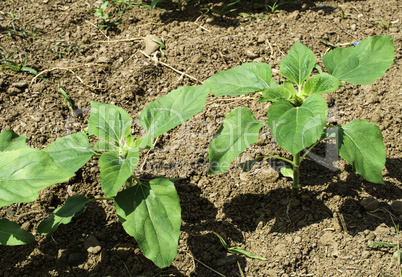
[0,0,401,276]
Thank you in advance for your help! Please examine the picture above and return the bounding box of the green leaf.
[138,85,209,137]
[205,63,273,97]
[365,242,396,248]
[280,41,316,86]
[228,246,267,261]
[132,135,153,152]
[209,107,265,175]
[0,148,74,208]
[337,120,385,184]
[93,140,118,152]
[267,94,328,155]
[37,195,90,235]
[280,165,294,179]
[322,35,395,85]
[43,133,94,173]
[259,81,295,102]
[302,73,342,97]
[88,101,132,144]
[0,130,28,152]
[99,150,139,198]
[0,219,35,245]
[114,178,181,268]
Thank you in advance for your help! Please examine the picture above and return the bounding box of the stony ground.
[0,0,401,276]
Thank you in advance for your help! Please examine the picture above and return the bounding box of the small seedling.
[214,232,267,260]
[338,7,352,19]
[374,19,389,29]
[48,41,85,59]
[200,0,240,19]
[365,217,401,277]
[201,35,394,197]
[58,79,75,113]
[152,38,166,56]
[0,55,47,82]
[238,12,266,24]
[264,1,296,14]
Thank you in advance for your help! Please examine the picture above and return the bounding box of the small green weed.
[200,0,240,19]
[338,6,352,19]
[47,41,85,59]
[365,217,401,277]
[152,38,166,56]
[58,79,75,113]
[374,19,390,29]
[264,1,296,14]
[214,232,267,260]
[0,54,47,82]
[92,0,138,30]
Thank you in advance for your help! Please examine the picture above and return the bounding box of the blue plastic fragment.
[353,42,360,47]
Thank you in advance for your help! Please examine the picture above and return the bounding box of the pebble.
[84,235,102,254]
[361,250,371,259]
[143,34,161,55]
[391,201,402,214]
[7,86,22,95]
[350,24,357,31]
[12,82,28,88]
[245,49,259,59]
[360,196,379,211]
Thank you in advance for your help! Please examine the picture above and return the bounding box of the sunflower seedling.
[202,35,394,197]
[0,85,210,268]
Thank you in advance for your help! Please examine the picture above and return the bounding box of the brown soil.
[0,0,401,276]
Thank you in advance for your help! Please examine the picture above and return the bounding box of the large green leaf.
[322,35,395,85]
[209,107,265,174]
[114,178,181,268]
[38,195,90,235]
[302,73,342,97]
[280,41,316,86]
[43,133,94,173]
[205,62,273,97]
[0,219,35,245]
[88,101,132,144]
[138,85,209,137]
[267,94,328,155]
[99,150,139,197]
[336,120,385,184]
[0,130,28,152]
[0,148,74,208]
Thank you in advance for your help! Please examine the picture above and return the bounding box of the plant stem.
[291,152,301,197]
[262,154,294,166]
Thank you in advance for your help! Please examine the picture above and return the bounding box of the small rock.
[294,236,302,244]
[391,201,402,214]
[31,82,46,93]
[350,24,357,31]
[12,82,28,88]
[257,34,266,43]
[245,49,259,59]
[239,172,249,182]
[7,86,22,95]
[84,235,102,254]
[68,253,86,265]
[360,196,379,211]
[364,28,374,36]
[97,56,109,63]
[143,35,161,55]
[366,232,376,241]
[85,55,95,62]
[361,250,371,259]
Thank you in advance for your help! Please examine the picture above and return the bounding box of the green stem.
[261,154,294,166]
[291,152,301,197]
[300,141,320,161]
[132,175,143,185]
